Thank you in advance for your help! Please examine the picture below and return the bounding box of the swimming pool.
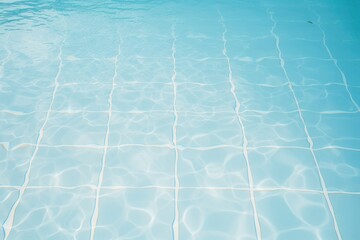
[0,0,359,239]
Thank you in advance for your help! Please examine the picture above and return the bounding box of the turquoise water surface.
[1,0,360,239]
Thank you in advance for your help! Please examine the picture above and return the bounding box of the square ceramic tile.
[178,147,248,188]
[248,147,321,190]
[303,112,360,149]
[42,112,108,145]
[0,146,34,186]
[315,148,360,191]
[278,39,329,60]
[94,189,174,239]
[176,59,229,84]
[0,85,53,113]
[102,146,175,187]
[294,84,358,112]
[112,83,173,112]
[0,113,45,148]
[242,111,309,147]
[53,84,112,111]
[28,146,104,187]
[236,84,298,112]
[109,113,173,145]
[118,57,173,83]
[232,59,288,86]
[176,83,234,113]
[177,113,243,147]
[285,59,344,85]
[58,59,115,85]
[330,194,360,240]
[179,189,257,240]
[256,191,339,240]
[7,188,94,239]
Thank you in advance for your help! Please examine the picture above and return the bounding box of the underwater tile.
[179,189,256,240]
[94,188,174,239]
[315,148,360,192]
[337,60,360,87]
[323,38,360,60]
[175,37,223,59]
[227,37,279,59]
[256,191,338,240]
[177,113,243,148]
[8,188,94,240]
[278,39,329,60]
[102,146,175,187]
[1,58,60,88]
[63,26,118,59]
[41,112,108,146]
[58,59,115,85]
[118,57,173,83]
[231,59,288,86]
[0,145,34,186]
[6,28,61,62]
[248,147,321,190]
[223,19,272,39]
[303,112,360,149]
[28,146,103,187]
[178,147,248,188]
[242,111,309,147]
[294,84,358,112]
[176,83,235,113]
[0,85,53,113]
[0,112,45,148]
[330,194,360,240]
[53,84,112,111]
[285,59,345,85]
[112,83,173,112]
[176,59,229,84]
[175,19,223,41]
[236,84,298,112]
[108,112,173,145]
[121,36,173,58]
[274,20,323,41]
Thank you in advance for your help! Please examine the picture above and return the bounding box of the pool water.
[1,0,360,239]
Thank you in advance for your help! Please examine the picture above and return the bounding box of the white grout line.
[6,142,360,153]
[2,184,360,195]
[2,39,65,240]
[89,43,121,240]
[1,108,359,116]
[219,13,263,240]
[312,11,360,112]
[268,10,343,240]
[171,24,180,240]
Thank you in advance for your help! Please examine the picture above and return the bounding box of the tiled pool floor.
[0,0,360,239]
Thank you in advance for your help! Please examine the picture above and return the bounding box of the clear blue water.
[0,0,360,239]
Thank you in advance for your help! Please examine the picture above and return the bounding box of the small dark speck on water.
[307,20,313,24]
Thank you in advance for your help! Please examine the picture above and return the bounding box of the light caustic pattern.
[0,0,360,240]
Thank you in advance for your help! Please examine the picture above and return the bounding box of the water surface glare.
[1,0,360,239]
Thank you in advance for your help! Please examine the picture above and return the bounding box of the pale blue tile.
[330,194,360,240]
[95,189,174,239]
[249,148,321,190]
[179,189,256,240]
[316,149,360,191]
[177,113,243,147]
[102,146,175,187]
[256,191,338,240]
[179,147,248,188]
[28,147,103,187]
